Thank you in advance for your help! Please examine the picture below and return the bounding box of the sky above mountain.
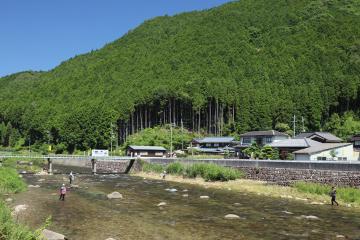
[0,0,232,77]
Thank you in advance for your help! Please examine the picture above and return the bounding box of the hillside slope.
[0,0,359,151]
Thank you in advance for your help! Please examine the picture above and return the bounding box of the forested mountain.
[1,0,360,152]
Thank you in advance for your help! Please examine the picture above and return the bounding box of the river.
[10,173,360,240]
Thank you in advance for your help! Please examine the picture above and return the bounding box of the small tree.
[243,143,261,159]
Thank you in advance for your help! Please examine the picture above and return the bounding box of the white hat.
[62,183,65,186]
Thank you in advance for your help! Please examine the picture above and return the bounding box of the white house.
[293,143,353,161]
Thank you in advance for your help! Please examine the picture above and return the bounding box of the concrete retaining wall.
[52,158,141,173]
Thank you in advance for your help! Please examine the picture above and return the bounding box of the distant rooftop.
[193,137,235,143]
[269,138,321,148]
[240,130,289,137]
[294,132,342,143]
[128,145,166,151]
[293,143,352,155]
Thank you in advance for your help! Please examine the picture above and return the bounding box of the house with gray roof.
[234,130,289,158]
[127,145,167,157]
[190,136,236,155]
[294,132,342,143]
[293,142,353,161]
[269,138,321,159]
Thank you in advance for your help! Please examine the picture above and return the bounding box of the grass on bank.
[2,158,44,173]
[294,181,360,205]
[142,162,244,181]
[0,167,45,240]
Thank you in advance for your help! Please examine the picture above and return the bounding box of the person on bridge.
[59,183,67,201]
[69,171,75,184]
[330,186,339,206]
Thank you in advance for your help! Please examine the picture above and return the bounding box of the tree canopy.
[0,0,360,152]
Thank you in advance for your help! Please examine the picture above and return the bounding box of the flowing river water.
[8,172,360,240]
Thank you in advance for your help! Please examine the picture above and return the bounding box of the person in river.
[330,186,339,206]
[59,183,67,201]
[160,170,167,179]
[69,171,75,185]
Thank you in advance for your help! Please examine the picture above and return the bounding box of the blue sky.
[0,0,232,77]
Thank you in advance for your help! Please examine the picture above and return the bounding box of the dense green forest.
[0,0,360,153]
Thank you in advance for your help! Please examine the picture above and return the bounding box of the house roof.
[350,133,360,141]
[193,137,235,143]
[239,130,289,137]
[191,147,235,153]
[293,143,352,155]
[294,132,342,143]
[128,145,167,151]
[269,138,321,148]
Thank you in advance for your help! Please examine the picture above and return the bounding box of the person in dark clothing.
[69,171,74,185]
[59,183,66,201]
[330,186,339,206]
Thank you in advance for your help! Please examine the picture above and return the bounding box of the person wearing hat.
[59,183,67,201]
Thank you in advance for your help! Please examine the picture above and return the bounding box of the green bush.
[0,167,26,194]
[293,181,360,204]
[165,162,184,175]
[142,162,164,173]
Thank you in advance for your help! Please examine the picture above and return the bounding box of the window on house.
[317,156,327,160]
[337,157,347,161]
[265,137,272,143]
[355,141,360,146]
[214,143,219,147]
[140,152,148,156]
[243,137,251,144]
[206,143,211,147]
[155,152,164,156]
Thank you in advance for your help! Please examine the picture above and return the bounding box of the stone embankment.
[239,167,360,187]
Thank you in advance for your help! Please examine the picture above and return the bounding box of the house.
[234,130,289,158]
[350,133,360,150]
[269,138,322,159]
[127,145,167,157]
[190,137,236,155]
[294,132,342,143]
[292,143,353,161]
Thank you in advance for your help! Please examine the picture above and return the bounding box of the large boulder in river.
[107,192,123,199]
[12,204,28,216]
[42,229,66,240]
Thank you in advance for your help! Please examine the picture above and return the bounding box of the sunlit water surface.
[9,172,360,240]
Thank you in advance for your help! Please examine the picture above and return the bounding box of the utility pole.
[170,123,173,157]
[302,117,305,132]
[110,122,114,156]
[292,115,297,138]
[181,118,184,150]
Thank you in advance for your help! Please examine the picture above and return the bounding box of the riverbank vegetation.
[142,162,244,181]
[0,168,41,239]
[293,181,360,205]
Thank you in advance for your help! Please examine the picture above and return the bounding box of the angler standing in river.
[69,171,75,185]
[59,183,67,201]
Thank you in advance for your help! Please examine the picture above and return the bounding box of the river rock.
[281,211,294,215]
[336,235,345,238]
[182,189,188,192]
[38,178,46,182]
[157,202,167,206]
[165,188,177,192]
[107,192,123,199]
[5,198,13,202]
[310,201,324,205]
[12,204,28,215]
[182,194,189,197]
[200,196,209,199]
[42,229,66,240]
[28,184,40,188]
[234,203,242,206]
[224,214,240,219]
[105,238,116,240]
[298,215,319,220]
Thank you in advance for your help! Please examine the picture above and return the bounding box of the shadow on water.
[8,166,360,240]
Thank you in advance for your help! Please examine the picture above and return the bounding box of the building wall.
[308,145,354,161]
